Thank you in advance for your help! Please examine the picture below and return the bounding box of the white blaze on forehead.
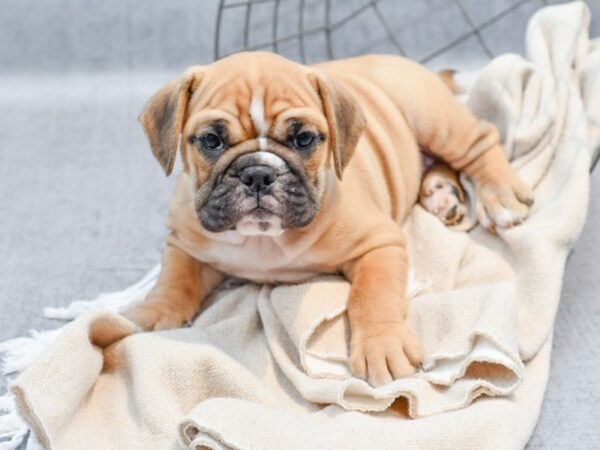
[258,137,268,151]
[250,95,269,138]
[254,151,287,171]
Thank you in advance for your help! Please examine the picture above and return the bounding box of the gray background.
[0,0,598,448]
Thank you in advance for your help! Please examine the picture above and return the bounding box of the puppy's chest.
[198,232,320,283]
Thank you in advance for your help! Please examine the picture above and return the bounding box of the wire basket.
[212,0,556,64]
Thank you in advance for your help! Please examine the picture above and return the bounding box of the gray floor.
[0,1,599,448]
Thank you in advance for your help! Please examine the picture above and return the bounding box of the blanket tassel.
[0,394,28,450]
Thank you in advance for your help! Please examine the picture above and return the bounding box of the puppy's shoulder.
[314,54,420,76]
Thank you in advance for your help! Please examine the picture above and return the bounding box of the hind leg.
[374,60,534,229]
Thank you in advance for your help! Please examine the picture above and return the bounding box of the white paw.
[494,207,525,228]
[419,174,466,225]
[476,179,533,231]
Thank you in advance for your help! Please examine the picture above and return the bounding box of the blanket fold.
[2,2,599,449]
[258,269,524,418]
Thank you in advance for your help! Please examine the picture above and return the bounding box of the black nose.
[239,165,277,192]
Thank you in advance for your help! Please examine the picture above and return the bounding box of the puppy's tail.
[437,69,457,94]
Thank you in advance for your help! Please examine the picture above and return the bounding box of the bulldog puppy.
[419,163,467,226]
[125,52,533,386]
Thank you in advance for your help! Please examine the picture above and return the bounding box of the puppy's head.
[140,52,365,236]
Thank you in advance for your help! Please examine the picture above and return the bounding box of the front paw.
[476,173,534,231]
[349,323,424,387]
[123,301,193,331]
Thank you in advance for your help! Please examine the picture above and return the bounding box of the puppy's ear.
[139,67,204,175]
[309,70,366,180]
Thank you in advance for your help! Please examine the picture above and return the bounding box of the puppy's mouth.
[236,207,284,236]
[195,151,319,235]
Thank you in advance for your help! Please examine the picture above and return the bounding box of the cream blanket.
[1,2,599,449]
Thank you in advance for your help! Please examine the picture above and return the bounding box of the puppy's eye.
[200,133,224,152]
[293,131,316,150]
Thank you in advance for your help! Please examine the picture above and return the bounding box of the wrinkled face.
[140,52,365,236]
[184,79,329,236]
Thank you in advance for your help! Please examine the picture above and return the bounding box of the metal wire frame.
[213,0,556,63]
[215,0,397,61]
